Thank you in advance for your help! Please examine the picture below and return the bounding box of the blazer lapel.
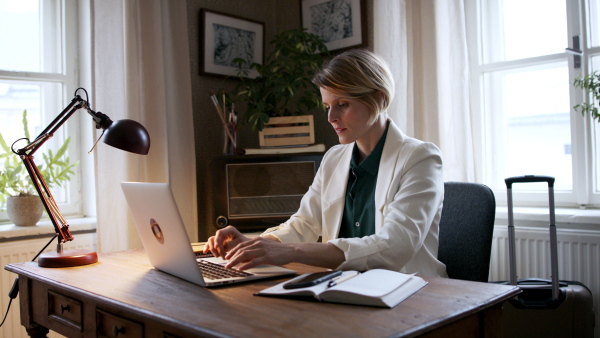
[321,145,353,240]
[374,121,404,230]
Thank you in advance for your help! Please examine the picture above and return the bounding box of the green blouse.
[338,123,390,238]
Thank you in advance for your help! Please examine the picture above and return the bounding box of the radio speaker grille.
[226,162,315,218]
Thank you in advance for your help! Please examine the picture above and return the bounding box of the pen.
[328,271,360,287]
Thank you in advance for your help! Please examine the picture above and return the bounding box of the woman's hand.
[224,236,346,271]
[203,225,249,258]
[205,227,346,271]
[222,235,291,270]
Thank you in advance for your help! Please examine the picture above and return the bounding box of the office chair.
[437,182,496,282]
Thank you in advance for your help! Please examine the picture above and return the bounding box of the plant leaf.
[0,133,10,153]
[22,110,31,140]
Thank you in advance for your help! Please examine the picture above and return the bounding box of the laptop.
[121,182,296,287]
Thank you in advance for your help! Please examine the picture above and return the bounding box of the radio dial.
[216,216,228,228]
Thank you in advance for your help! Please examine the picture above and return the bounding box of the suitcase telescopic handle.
[505,175,555,188]
[505,175,560,300]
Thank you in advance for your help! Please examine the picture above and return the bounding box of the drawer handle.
[113,325,126,337]
[60,304,70,314]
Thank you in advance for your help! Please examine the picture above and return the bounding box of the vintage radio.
[212,153,323,231]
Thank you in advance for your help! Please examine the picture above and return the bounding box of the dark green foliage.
[232,29,329,131]
[573,71,600,123]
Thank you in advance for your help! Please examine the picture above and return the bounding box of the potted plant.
[0,110,77,226]
[232,28,329,133]
[573,71,600,122]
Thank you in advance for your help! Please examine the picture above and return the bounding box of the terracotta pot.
[7,195,44,227]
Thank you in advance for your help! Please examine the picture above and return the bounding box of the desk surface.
[6,249,519,337]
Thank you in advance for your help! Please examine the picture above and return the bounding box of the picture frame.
[200,9,264,78]
[301,0,367,52]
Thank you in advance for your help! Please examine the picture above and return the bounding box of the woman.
[205,49,447,277]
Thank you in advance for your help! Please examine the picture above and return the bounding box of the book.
[255,269,428,308]
[243,143,326,155]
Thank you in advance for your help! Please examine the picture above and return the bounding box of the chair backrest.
[437,182,496,282]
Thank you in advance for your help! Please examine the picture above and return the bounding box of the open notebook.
[121,182,296,287]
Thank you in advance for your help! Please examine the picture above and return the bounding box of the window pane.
[0,83,41,158]
[589,0,600,48]
[0,81,68,203]
[592,56,600,193]
[486,62,572,191]
[0,0,61,73]
[483,0,567,62]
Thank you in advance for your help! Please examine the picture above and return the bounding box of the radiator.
[1,234,96,338]
[490,226,600,336]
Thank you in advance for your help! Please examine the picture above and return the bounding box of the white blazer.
[262,120,448,277]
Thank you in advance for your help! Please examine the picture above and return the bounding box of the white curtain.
[90,0,197,252]
[374,0,475,182]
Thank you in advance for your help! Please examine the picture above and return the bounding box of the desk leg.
[25,324,49,338]
[18,276,50,338]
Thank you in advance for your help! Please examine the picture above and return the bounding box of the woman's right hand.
[203,225,249,258]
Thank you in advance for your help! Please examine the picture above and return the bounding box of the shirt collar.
[350,121,390,176]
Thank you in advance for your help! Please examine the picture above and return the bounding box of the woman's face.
[320,87,376,146]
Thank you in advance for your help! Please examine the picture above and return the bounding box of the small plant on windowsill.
[232,28,329,132]
[0,110,77,226]
[573,71,600,123]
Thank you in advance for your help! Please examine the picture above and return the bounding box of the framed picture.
[301,0,366,52]
[200,9,264,78]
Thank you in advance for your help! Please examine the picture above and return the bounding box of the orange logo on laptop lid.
[150,218,165,244]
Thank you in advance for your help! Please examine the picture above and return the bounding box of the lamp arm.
[13,94,101,245]
[20,96,85,155]
[19,94,113,156]
[20,155,73,243]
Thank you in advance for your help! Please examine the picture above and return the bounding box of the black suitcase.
[498,175,595,338]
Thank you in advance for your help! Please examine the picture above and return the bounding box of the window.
[467,0,600,208]
[0,0,82,222]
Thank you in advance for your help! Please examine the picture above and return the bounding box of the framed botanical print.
[301,0,367,52]
[200,9,264,78]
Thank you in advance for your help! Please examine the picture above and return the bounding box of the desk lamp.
[12,87,150,268]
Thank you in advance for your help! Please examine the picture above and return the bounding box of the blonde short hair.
[312,49,395,119]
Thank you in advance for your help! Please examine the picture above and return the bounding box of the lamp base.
[38,249,98,268]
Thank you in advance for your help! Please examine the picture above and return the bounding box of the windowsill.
[0,217,97,242]
[495,206,600,231]
[1,208,595,241]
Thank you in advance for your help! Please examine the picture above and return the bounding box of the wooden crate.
[258,115,315,147]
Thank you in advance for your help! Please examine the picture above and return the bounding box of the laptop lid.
[121,182,296,287]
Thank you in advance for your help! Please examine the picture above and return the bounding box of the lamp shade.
[102,119,151,155]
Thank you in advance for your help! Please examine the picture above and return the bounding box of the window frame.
[0,0,84,223]
[466,0,600,209]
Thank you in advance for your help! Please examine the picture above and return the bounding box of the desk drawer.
[96,308,144,337]
[48,289,83,331]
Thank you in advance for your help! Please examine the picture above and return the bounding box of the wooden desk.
[5,249,519,337]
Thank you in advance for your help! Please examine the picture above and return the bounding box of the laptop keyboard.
[197,258,254,280]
